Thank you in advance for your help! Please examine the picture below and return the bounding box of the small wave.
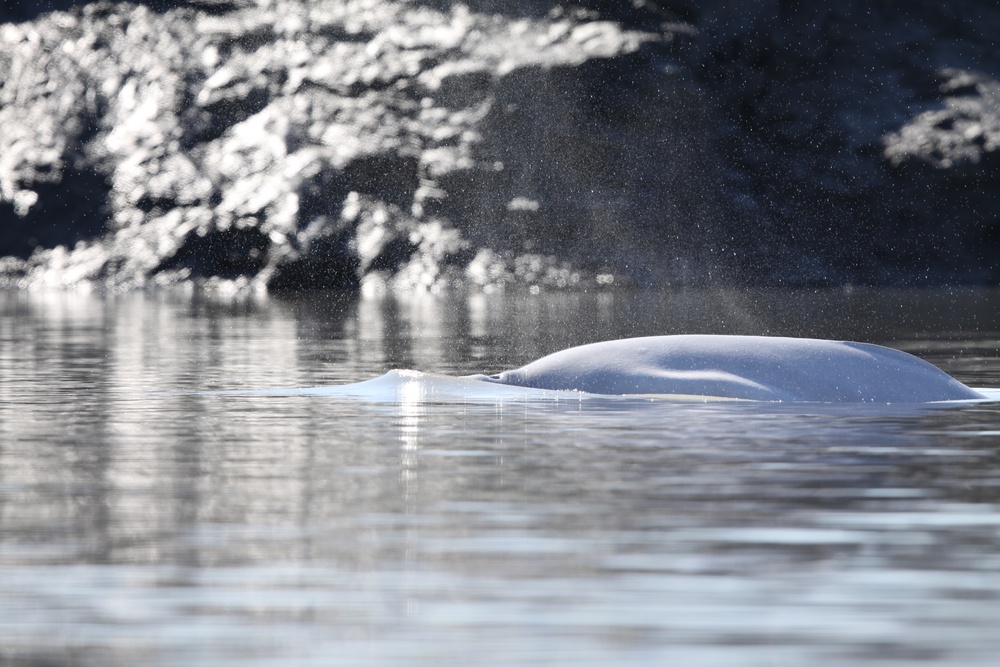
[206,370,1000,409]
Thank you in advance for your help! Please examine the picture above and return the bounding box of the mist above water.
[2,1,999,292]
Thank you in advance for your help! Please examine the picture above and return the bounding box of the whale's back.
[486,335,982,403]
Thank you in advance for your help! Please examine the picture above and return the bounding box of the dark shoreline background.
[1,0,998,291]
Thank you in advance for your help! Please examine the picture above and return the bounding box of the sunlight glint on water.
[1,288,1000,666]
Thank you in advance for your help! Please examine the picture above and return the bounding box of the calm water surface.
[2,287,1000,666]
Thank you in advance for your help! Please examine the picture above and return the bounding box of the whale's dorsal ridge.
[482,335,982,403]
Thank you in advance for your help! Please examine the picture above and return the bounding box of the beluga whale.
[470,335,984,403]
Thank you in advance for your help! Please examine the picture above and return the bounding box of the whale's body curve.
[473,335,983,403]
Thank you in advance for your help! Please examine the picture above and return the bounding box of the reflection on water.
[2,287,1000,665]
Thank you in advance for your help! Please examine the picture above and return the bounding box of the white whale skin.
[473,335,983,403]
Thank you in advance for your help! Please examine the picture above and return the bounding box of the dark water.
[2,287,1000,666]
